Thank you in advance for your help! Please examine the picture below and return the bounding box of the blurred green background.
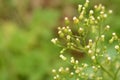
[0,0,119,80]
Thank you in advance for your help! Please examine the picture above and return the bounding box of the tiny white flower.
[90,10,94,14]
[73,16,77,20]
[54,76,57,79]
[112,32,116,36]
[71,57,75,63]
[103,14,107,18]
[51,38,58,44]
[106,25,110,29]
[107,57,111,60]
[88,49,92,54]
[115,45,119,50]
[65,67,69,71]
[97,16,100,20]
[89,39,92,43]
[70,72,74,75]
[86,0,89,3]
[75,60,79,64]
[56,74,59,78]
[91,56,95,60]
[58,67,63,72]
[65,17,68,20]
[94,5,97,9]
[109,10,113,14]
[59,54,67,61]
[52,69,56,73]
[66,35,71,40]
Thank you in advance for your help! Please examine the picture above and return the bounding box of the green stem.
[114,66,120,80]
[99,64,114,79]
[94,20,114,79]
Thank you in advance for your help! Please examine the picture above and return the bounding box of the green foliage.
[0,9,60,80]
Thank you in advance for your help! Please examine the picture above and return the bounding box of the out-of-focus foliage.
[0,0,119,80]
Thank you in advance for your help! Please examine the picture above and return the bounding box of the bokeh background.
[0,0,120,80]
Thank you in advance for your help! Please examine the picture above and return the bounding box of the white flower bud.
[66,35,71,40]
[91,56,95,60]
[94,5,97,9]
[90,10,94,14]
[71,57,75,63]
[51,38,58,44]
[86,0,89,3]
[101,35,105,38]
[105,25,110,30]
[53,76,57,79]
[88,49,92,54]
[78,4,82,12]
[58,67,64,72]
[83,63,88,67]
[56,74,59,78]
[65,17,68,20]
[70,72,74,76]
[96,48,100,53]
[112,32,116,36]
[78,27,84,33]
[97,16,100,20]
[101,6,105,10]
[82,7,85,10]
[65,17,69,24]
[76,78,79,80]
[52,69,56,73]
[107,56,111,61]
[62,27,65,30]
[86,45,90,49]
[73,17,79,23]
[101,35,105,41]
[100,11,104,14]
[89,39,92,43]
[75,60,79,64]
[92,66,95,69]
[75,69,80,73]
[103,14,107,18]
[59,54,67,61]
[109,10,113,14]
[115,45,119,50]
[65,67,69,72]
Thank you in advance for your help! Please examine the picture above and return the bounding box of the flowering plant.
[51,0,120,80]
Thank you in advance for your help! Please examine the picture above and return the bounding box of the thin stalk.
[114,66,120,80]
[99,64,114,79]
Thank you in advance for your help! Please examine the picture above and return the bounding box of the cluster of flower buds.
[52,67,70,80]
[51,0,120,79]
[52,56,103,80]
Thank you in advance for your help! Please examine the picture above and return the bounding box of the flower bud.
[51,38,58,44]
[89,10,94,15]
[109,10,113,14]
[115,45,119,50]
[66,35,71,40]
[73,17,79,24]
[65,17,70,24]
[78,4,82,12]
[71,57,75,64]
[101,35,105,41]
[52,69,56,73]
[59,54,67,61]
[78,27,84,34]
[105,25,110,31]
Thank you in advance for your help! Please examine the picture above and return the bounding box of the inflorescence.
[51,0,120,80]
